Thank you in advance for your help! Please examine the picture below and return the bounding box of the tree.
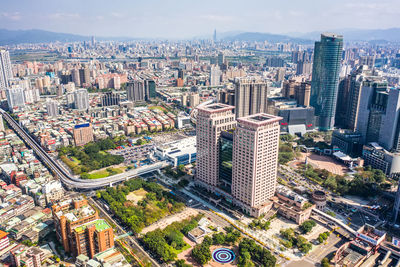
[136,138,144,146]
[300,220,316,234]
[321,257,331,267]
[191,243,211,265]
[175,259,192,267]
[212,232,226,245]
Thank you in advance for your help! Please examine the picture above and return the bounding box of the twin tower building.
[196,103,282,217]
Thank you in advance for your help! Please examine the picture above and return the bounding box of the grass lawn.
[86,167,126,179]
[149,106,167,112]
[172,243,191,255]
[126,188,148,204]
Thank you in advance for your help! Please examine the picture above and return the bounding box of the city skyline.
[1,0,399,39]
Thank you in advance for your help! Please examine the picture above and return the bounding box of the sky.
[1,0,399,39]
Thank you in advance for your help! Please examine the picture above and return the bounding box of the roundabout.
[212,248,235,264]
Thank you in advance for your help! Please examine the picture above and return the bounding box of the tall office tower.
[46,100,59,117]
[91,36,96,46]
[71,69,80,87]
[52,197,114,259]
[79,67,90,86]
[144,79,157,100]
[232,114,282,217]
[101,92,120,106]
[394,185,400,223]
[335,66,372,130]
[356,83,400,152]
[189,93,200,107]
[218,52,225,67]
[73,123,94,146]
[310,33,343,130]
[127,80,145,102]
[234,78,268,118]
[0,49,13,89]
[219,130,234,193]
[73,89,89,110]
[6,87,25,109]
[210,65,221,86]
[196,104,236,190]
[0,115,4,132]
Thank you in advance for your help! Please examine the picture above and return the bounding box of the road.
[0,108,167,190]
[88,197,160,267]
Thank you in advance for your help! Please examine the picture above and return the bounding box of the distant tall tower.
[91,36,96,46]
[213,29,217,43]
[0,49,13,89]
[310,33,343,130]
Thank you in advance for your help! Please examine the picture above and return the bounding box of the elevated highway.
[0,109,166,190]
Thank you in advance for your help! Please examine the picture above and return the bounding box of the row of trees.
[301,164,389,198]
[238,238,277,267]
[318,231,331,244]
[280,228,313,254]
[98,178,185,233]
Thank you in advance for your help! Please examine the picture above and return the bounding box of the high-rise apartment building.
[210,65,221,86]
[234,78,268,118]
[310,33,343,130]
[71,69,80,87]
[127,80,145,102]
[232,114,282,216]
[73,89,89,110]
[196,104,236,189]
[52,197,114,259]
[101,92,120,107]
[189,93,200,108]
[218,52,225,67]
[282,80,311,107]
[73,123,94,146]
[6,87,25,109]
[0,49,12,89]
[46,99,59,117]
[79,67,90,86]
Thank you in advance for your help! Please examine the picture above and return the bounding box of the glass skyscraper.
[310,33,343,130]
[219,130,233,193]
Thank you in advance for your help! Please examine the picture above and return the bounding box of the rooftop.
[238,113,282,126]
[74,219,111,233]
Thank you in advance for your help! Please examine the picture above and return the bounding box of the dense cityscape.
[0,1,400,267]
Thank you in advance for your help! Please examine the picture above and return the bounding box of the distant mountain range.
[222,32,312,44]
[1,28,400,45]
[290,28,400,42]
[0,29,90,45]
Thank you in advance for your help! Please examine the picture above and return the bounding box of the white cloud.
[49,13,80,20]
[1,12,21,21]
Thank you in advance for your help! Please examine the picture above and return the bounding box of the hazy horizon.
[1,0,399,39]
